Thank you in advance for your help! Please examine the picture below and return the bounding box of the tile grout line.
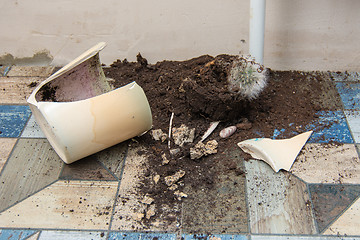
[243,156,252,235]
[320,193,360,235]
[335,80,358,146]
[18,113,33,139]
[97,160,120,182]
[107,143,129,238]
[0,179,59,214]
[306,182,320,234]
[3,66,12,77]
[26,230,41,240]
[308,182,360,235]
[0,138,19,178]
[335,78,360,174]
[342,109,358,146]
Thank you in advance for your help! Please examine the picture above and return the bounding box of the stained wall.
[1,0,359,71]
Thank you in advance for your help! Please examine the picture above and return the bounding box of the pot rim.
[27,42,107,106]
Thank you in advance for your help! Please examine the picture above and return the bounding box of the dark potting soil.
[104,54,341,228]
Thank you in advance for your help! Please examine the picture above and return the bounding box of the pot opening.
[35,53,113,103]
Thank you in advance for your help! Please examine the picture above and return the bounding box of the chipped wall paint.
[0,0,360,71]
[0,51,53,66]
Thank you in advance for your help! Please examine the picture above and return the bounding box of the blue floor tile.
[182,234,248,240]
[306,111,353,143]
[335,82,360,110]
[108,232,177,240]
[0,105,31,137]
[0,229,37,240]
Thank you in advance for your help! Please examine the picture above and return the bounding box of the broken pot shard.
[237,131,312,172]
[27,42,152,164]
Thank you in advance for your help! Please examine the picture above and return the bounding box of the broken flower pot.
[27,42,152,164]
[237,131,312,172]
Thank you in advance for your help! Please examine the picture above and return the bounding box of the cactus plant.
[227,55,268,100]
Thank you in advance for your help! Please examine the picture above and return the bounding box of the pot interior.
[35,53,112,102]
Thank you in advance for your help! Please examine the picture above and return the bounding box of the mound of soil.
[105,54,338,140]
[104,54,340,228]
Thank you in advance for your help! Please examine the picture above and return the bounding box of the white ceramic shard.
[27,42,152,164]
[237,131,313,172]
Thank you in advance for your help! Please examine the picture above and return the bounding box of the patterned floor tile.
[245,160,316,234]
[306,111,353,143]
[182,146,248,234]
[0,229,37,240]
[291,143,360,184]
[251,235,360,240]
[0,138,17,172]
[6,66,54,77]
[182,234,248,240]
[335,82,360,110]
[93,141,128,179]
[25,231,40,240]
[309,184,360,233]
[0,139,63,212]
[0,105,31,137]
[329,71,360,82]
[0,66,11,76]
[39,230,106,240]
[0,77,44,104]
[21,115,45,138]
[0,180,118,229]
[323,197,360,236]
[345,110,360,143]
[111,144,180,232]
[60,155,116,181]
[109,232,177,240]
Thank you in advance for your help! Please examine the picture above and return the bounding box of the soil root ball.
[181,77,249,121]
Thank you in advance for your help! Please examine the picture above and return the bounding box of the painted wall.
[1,0,359,71]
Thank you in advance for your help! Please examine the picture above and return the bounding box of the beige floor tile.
[181,146,248,234]
[0,138,17,172]
[0,139,63,212]
[323,197,360,236]
[0,180,118,230]
[26,231,40,240]
[0,77,45,103]
[111,144,180,232]
[291,143,360,184]
[7,66,54,77]
[245,160,317,234]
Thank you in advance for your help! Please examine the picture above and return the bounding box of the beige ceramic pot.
[237,131,312,172]
[27,42,152,164]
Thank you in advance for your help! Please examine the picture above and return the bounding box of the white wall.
[1,0,360,71]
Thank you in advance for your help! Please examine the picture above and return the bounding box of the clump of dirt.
[105,54,338,140]
[37,84,58,102]
[104,53,340,228]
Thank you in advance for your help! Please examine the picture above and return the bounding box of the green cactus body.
[228,56,268,100]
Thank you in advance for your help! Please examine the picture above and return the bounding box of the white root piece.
[200,121,220,142]
[168,112,174,149]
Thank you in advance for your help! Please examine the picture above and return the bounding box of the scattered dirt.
[28,82,38,88]
[104,53,341,228]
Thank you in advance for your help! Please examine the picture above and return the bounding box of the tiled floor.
[0,66,359,240]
